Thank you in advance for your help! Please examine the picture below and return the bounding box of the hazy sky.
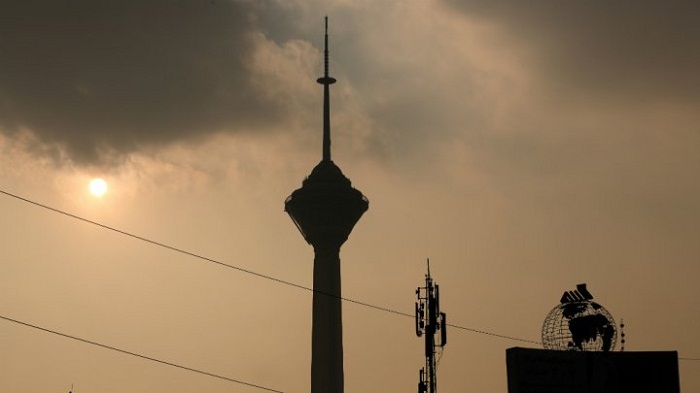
[1,1,698,392]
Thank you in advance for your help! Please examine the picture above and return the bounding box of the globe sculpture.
[542,283,617,352]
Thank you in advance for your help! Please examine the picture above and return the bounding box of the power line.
[448,324,540,345]
[0,189,310,292]
[0,313,284,393]
[2,189,699,359]
[0,188,563,345]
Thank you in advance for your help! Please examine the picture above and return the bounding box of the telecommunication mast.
[285,17,369,393]
[415,260,447,393]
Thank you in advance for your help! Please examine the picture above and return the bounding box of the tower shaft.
[311,244,343,393]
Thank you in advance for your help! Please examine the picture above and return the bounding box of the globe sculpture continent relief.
[542,284,617,352]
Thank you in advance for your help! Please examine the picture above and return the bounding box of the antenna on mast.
[415,259,447,393]
[620,319,626,351]
[317,16,336,162]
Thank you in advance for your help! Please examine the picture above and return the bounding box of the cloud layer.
[444,0,700,102]
[0,1,284,164]
[1,0,698,170]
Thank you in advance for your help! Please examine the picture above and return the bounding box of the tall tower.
[284,18,369,393]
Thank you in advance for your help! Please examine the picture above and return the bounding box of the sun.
[88,178,108,197]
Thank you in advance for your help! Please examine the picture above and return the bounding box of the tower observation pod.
[284,17,369,393]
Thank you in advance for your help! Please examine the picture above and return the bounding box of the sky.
[0,0,698,392]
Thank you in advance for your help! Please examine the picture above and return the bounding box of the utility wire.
[0,189,575,345]
[0,189,312,293]
[0,314,284,393]
[2,189,699,359]
[448,324,540,345]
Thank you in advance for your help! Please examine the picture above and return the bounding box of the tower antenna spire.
[317,16,336,162]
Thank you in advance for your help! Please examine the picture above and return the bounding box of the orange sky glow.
[0,1,698,392]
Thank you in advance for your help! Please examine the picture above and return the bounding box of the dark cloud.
[443,1,700,102]
[0,0,287,165]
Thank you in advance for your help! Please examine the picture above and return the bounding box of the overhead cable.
[2,189,699,358]
[0,313,284,392]
[0,188,572,345]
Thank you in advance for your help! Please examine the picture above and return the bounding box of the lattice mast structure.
[285,17,369,393]
[415,261,447,393]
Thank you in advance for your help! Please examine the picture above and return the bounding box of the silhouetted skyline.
[0,2,698,393]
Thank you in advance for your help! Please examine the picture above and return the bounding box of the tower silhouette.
[284,18,368,393]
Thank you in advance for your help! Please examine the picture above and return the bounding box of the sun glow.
[88,178,108,197]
